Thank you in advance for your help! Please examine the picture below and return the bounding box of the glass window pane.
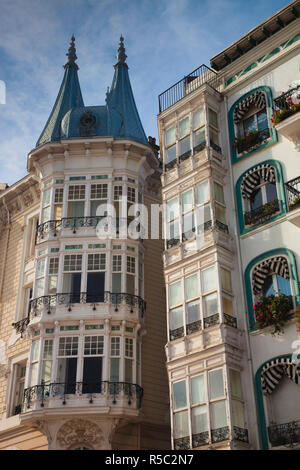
[265,183,277,203]
[169,220,180,239]
[221,268,232,292]
[165,126,175,147]
[229,369,242,399]
[179,136,190,157]
[210,128,219,145]
[192,405,208,434]
[243,114,256,134]
[209,369,224,399]
[170,307,184,330]
[231,399,245,428]
[222,296,234,316]
[179,117,190,139]
[185,274,199,300]
[194,128,205,147]
[196,181,209,205]
[276,274,291,296]
[214,182,224,204]
[209,109,218,128]
[193,108,204,129]
[173,380,187,409]
[167,198,179,221]
[191,375,206,404]
[174,410,189,439]
[110,358,119,382]
[202,266,217,293]
[166,145,176,163]
[215,204,226,224]
[42,189,51,207]
[203,293,218,317]
[169,281,183,307]
[210,400,227,429]
[186,300,200,324]
[31,340,40,362]
[181,190,193,212]
[257,109,268,131]
[42,360,52,383]
[183,212,194,237]
[250,188,263,211]
[30,363,38,386]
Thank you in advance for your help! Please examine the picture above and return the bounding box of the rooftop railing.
[158,64,221,113]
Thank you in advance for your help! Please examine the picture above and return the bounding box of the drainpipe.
[223,94,260,449]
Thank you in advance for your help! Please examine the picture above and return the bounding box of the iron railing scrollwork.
[268,420,300,448]
[186,320,202,335]
[23,381,143,410]
[11,317,30,338]
[274,86,300,111]
[169,326,184,341]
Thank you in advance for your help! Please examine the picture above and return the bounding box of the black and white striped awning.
[234,91,266,124]
[252,256,290,295]
[261,357,300,395]
[241,164,276,199]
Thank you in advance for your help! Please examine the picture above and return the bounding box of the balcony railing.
[23,381,143,411]
[236,127,270,154]
[192,431,209,448]
[12,291,146,336]
[173,436,190,450]
[159,64,220,113]
[211,426,230,443]
[233,426,249,443]
[285,176,300,211]
[244,199,280,226]
[268,420,300,448]
[203,313,220,329]
[223,313,237,328]
[36,216,133,241]
[169,314,220,341]
[274,85,300,111]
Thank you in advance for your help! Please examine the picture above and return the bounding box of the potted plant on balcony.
[253,292,293,335]
[271,94,300,125]
[289,196,300,211]
[262,199,278,216]
[234,130,260,153]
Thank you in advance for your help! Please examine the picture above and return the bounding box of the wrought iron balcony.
[186,320,202,335]
[12,291,146,335]
[211,426,230,443]
[210,141,222,154]
[23,381,143,411]
[285,176,300,211]
[236,127,270,154]
[244,199,280,226]
[233,426,249,443]
[158,64,220,113]
[192,431,209,448]
[179,150,192,163]
[36,216,133,241]
[166,237,180,250]
[268,420,300,448]
[173,436,190,450]
[223,313,237,328]
[203,313,220,329]
[169,326,184,341]
[274,86,300,112]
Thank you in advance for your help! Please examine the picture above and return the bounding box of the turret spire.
[65,35,79,69]
[36,36,84,147]
[115,35,128,68]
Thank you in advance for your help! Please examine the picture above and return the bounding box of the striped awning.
[252,256,290,295]
[261,357,300,395]
[241,164,276,199]
[234,91,266,124]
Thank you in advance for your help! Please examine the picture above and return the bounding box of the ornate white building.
[158,0,300,451]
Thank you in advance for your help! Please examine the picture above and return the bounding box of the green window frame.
[228,86,277,164]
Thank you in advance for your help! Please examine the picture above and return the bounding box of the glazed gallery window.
[168,266,222,340]
[62,254,83,303]
[262,273,292,297]
[41,188,51,224]
[240,108,268,138]
[67,185,86,220]
[11,362,27,416]
[172,368,228,446]
[90,184,107,218]
[56,336,79,394]
[86,253,106,302]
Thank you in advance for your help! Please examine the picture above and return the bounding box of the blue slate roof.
[36,36,149,148]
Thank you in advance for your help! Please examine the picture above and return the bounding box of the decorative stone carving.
[56,419,103,450]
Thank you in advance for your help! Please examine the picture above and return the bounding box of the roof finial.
[115,35,127,67]
[65,35,79,69]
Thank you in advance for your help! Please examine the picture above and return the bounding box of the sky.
[0,0,290,186]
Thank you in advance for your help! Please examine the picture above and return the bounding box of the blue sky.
[0,0,289,185]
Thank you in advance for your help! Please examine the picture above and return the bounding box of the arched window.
[252,255,292,299]
[240,163,280,227]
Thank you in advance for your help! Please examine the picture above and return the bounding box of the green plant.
[290,196,300,209]
[253,292,292,335]
[262,200,278,215]
[271,95,300,125]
